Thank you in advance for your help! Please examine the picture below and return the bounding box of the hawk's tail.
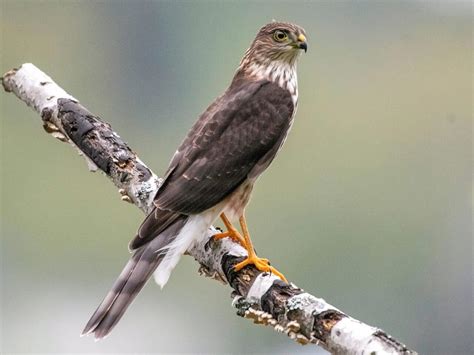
[82,213,188,339]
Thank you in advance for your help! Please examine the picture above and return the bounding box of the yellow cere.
[297,34,306,42]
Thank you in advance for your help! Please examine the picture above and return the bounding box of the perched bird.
[82,21,307,339]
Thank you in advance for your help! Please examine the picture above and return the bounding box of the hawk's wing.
[156,79,294,214]
[131,80,294,250]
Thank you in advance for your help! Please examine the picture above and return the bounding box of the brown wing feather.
[154,80,294,214]
[128,207,184,250]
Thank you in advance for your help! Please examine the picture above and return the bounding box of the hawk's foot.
[212,213,245,246]
[213,230,245,246]
[235,214,288,283]
[234,253,287,282]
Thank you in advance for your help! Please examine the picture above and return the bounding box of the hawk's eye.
[273,30,288,42]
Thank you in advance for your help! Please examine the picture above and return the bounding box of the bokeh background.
[1,1,471,354]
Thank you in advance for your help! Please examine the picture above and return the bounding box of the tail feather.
[82,215,187,339]
[130,207,181,250]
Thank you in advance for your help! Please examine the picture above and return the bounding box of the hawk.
[83,22,307,339]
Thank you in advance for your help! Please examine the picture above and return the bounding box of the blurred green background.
[1,1,471,354]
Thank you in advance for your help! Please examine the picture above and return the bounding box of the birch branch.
[2,63,416,355]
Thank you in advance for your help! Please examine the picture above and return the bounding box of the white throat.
[247,61,298,106]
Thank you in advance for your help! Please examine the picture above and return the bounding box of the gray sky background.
[1,1,471,354]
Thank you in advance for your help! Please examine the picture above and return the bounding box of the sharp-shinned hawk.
[83,21,307,339]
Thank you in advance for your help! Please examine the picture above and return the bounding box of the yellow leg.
[213,213,245,246]
[234,215,287,283]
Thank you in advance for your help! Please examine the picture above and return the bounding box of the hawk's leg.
[213,213,245,246]
[234,215,288,283]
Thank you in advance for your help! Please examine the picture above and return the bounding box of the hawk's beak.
[297,34,307,53]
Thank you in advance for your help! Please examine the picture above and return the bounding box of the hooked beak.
[297,34,307,53]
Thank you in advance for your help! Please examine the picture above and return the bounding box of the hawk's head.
[255,22,307,55]
[239,22,307,70]
[235,22,306,102]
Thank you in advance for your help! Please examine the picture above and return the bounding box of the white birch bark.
[2,63,416,355]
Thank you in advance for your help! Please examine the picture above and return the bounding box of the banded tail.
[82,210,188,339]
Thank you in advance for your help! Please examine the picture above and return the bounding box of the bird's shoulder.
[153,78,294,213]
[181,79,292,151]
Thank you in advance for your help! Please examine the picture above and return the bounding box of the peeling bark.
[2,63,417,355]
